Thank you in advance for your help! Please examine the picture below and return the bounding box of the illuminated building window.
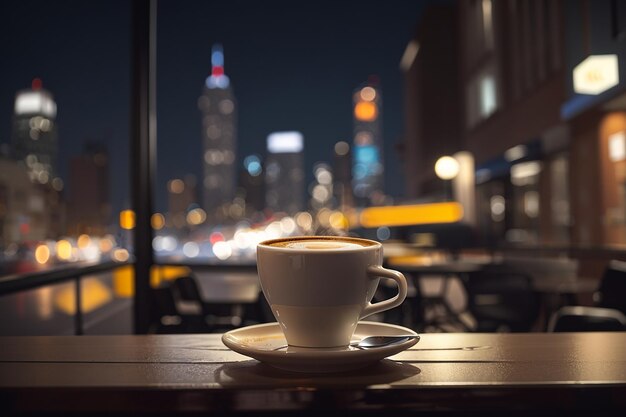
[609,131,626,162]
[466,67,499,127]
[479,74,496,117]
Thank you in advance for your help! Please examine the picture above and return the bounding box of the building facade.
[403,0,626,255]
[400,4,462,200]
[562,0,626,247]
[67,143,110,235]
[461,0,568,247]
[166,176,197,229]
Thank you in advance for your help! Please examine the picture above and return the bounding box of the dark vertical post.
[443,180,454,201]
[131,0,156,334]
[74,276,83,335]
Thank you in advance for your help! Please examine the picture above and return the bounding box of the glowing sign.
[354,145,379,164]
[573,54,619,95]
[359,202,464,228]
[267,131,304,153]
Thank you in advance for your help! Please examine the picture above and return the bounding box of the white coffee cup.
[257,236,408,348]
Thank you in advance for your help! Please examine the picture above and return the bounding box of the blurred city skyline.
[0,0,445,215]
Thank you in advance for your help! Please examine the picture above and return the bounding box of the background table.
[386,259,599,330]
[1,332,625,414]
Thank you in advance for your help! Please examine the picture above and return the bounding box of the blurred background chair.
[172,274,274,332]
[172,275,244,331]
[545,260,626,332]
[463,269,541,332]
[548,306,626,332]
[151,284,211,334]
[594,260,626,315]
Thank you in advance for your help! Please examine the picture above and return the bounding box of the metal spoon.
[352,334,419,350]
[273,335,419,351]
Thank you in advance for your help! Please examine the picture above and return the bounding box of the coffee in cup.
[257,236,407,348]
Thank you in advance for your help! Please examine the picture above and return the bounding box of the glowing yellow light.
[112,248,129,262]
[168,179,184,194]
[148,265,191,289]
[354,101,378,122]
[77,234,91,249]
[54,277,113,315]
[116,265,189,295]
[387,255,434,266]
[56,240,72,260]
[329,211,348,229]
[359,202,464,228]
[120,210,135,230]
[186,208,206,225]
[35,245,50,264]
[159,266,191,285]
[151,213,165,230]
[113,265,134,297]
[360,86,376,102]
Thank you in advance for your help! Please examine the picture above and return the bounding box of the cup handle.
[360,265,408,320]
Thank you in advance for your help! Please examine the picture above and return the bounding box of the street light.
[435,156,460,200]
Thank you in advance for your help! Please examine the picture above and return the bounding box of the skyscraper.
[239,155,265,216]
[352,81,384,207]
[67,142,110,235]
[332,141,353,211]
[11,79,59,185]
[265,132,304,214]
[198,44,237,221]
[167,175,197,229]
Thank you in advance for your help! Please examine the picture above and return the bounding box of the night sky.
[1,0,443,215]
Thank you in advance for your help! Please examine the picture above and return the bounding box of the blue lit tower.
[352,81,384,207]
[198,44,237,221]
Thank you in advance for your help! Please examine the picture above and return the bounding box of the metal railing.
[0,261,131,335]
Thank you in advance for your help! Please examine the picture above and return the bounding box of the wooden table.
[1,332,625,414]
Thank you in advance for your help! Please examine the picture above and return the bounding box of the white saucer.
[221,321,419,373]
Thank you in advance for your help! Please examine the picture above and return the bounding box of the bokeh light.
[354,101,378,122]
[168,179,184,194]
[151,213,165,230]
[35,245,50,264]
[359,86,376,102]
[120,210,136,230]
[56,240,72,261]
